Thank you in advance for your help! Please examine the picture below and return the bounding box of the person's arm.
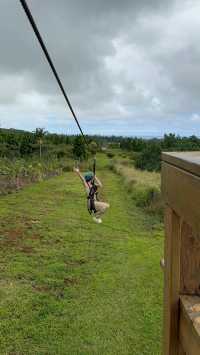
[94,176,102,188]
[73,168,88,189]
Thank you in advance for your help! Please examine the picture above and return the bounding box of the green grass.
[0,155,163,354]
[112,163,161,190]
[110,158,163,220]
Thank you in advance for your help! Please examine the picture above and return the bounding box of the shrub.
[132,186,163,217]
[110,160,163,219]
[89,141,98,155]
[72,136,88,160]
[132,186,157,207]
[0,157,72,195]
[120,159,130,166]
[134,144,161,172]
[107,152,115,158]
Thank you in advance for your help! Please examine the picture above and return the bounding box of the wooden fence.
[162,152,200,355]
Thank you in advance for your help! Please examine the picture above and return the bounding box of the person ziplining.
[19,0,110,223]
[74,167,110,224]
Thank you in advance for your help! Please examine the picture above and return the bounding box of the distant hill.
[0,127,30,135]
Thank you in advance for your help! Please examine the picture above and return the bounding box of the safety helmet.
[84,171,94,182]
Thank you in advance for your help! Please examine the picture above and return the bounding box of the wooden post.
[162,152,200,355]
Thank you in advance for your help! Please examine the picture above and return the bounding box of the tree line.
[120,134,200,171]
[0,128,73,158]
[1,128,200,171]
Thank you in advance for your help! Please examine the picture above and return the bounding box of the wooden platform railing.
[162,152,200,355]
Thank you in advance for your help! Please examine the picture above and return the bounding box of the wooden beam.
[162,152,200,178]
[180,222,200,296]
[163,208,181,355]
[162,162,200,236]
[162,153,200,354]
[179,296,200,355]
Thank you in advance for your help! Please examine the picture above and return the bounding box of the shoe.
[93,217,102,224]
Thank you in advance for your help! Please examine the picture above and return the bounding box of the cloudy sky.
[0,0,200,136]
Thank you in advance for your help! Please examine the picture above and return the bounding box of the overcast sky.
[0,0,200,136]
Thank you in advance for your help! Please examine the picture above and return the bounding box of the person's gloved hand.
[73,167,80,173]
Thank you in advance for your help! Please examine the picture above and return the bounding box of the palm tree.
[34,128,47,159]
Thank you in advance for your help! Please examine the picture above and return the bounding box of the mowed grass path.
[0,164,163,354]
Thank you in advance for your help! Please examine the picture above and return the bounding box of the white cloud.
[0,0,200,135]
[191,113,200,122]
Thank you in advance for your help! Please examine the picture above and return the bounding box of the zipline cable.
[19,0,88,147]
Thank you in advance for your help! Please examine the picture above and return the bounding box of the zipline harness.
[87,158,99,214]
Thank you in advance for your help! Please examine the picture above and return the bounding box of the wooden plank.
[178,343,186,355]
[179,296,200,355]
[162,153,200,354]
[163,207,172,355]
[163,207,181,355]
[162,152,200,178]
[180,296,200,337]
[180,222,200,296]
[162,162,200,236]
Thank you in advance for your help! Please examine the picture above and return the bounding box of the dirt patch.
[19,246,34,254]
[3,229,24,245]
[0,228,37,254]
[0,170,62,196]
[65,258,87,267]
[32,280,78,299]
[64,277,79,286]
[0,215,42,249]
[32,284,50,293]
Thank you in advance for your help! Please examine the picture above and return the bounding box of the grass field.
[0,155,163,354]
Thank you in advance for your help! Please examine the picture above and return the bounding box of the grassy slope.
[113,163,161,189]
[0,155,163,355]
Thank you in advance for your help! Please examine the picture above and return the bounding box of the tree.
[89,141,98,155]
[135,143,161,171]
[162,133,177,149]
[72,136,87,160]
[19,132,35,156]
[34,128,47,159]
